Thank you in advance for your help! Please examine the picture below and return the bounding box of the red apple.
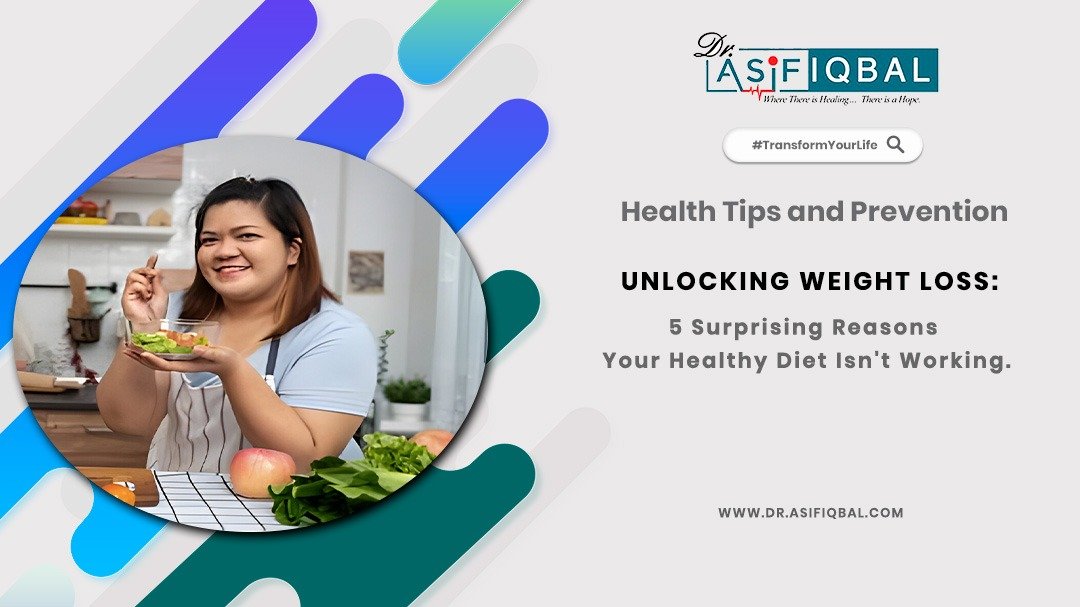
[229,448,297,498]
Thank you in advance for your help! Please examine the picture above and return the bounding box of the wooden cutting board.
[67,268,91,318]
[77,467,159,507]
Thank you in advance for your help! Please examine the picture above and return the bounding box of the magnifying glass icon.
[886,135,905,153]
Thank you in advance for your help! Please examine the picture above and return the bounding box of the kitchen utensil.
[68,311,108,343]
[18,371,64,393]
[111,212,141,226]
[53,377,90,389]
[76,467,159,507]
[147,208,172,227]
[19,372,90,392]
[67,269,91,317]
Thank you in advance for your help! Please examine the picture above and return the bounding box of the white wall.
[16,137,445,382]
[340,155,441,380]
[406,207,440,380]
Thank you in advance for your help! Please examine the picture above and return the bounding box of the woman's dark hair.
[180,177,339,339]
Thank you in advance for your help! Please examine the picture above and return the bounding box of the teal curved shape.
[483,270,540,360]
[399,0,522,85]
[137,444,535,606]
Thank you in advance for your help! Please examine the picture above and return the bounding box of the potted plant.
[383,376,431,420]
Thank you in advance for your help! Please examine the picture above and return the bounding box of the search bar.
[723,128,922,163]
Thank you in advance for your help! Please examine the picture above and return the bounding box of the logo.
[695,33,938,98]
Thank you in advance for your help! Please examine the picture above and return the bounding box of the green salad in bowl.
[128,319,220,360]
[131,330,209,354]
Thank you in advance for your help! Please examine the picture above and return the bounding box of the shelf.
[108,146,183,181]
[87,177,181,196]
[45,224,176,241]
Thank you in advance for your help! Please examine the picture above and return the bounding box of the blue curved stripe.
[0,411,70,520]
[0,413,160,579]
[299,74,404,159]
[416,99,547,231]
[0,0,317,348]
[0,0,318,578]
[71,486,176,578]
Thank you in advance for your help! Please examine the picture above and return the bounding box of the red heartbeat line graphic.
[741,85,775,100]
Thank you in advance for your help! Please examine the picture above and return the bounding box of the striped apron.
[147,339,281,473]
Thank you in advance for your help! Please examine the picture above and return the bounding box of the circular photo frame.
[16,136,487,532]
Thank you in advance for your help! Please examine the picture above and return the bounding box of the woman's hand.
[122,343,245,378]
[122,254,168,329]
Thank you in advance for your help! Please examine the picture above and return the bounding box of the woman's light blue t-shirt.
[166,291,377,420]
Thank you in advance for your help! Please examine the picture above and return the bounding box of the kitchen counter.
[24,384,99,410]
[32,388,153,468]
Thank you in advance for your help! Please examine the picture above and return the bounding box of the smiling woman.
[96,177,376,474]
[184,178,333,335]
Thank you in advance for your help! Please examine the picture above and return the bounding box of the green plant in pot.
[383,376,431,420]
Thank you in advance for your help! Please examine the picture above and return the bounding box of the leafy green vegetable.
[131,332,189,354]
[268,433,437,526]
[131,331,208,354]
[362,432,434,474]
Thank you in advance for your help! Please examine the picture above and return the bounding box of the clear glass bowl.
[127,318,221,360]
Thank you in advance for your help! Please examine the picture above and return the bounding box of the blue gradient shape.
[299,74,404,159]
[0,0,317,349]
[398,0,522,85]
[72,487,171,578]
[0,410,70,519]
[0,0,317,578]
[416,99,547,231]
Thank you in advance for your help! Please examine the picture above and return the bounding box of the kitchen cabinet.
[104,145,183,181]
[33,409,151,468]
[41,144,184,239]
[89,145,184,196]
